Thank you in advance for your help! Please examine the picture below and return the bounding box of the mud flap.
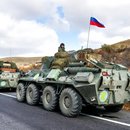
[76,84,98,104]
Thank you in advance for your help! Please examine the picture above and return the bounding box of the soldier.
[58,43,65,52]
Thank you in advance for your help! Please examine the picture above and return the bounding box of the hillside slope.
[0,39,130,67]
[0,57,42,66]
[92,39,130,68]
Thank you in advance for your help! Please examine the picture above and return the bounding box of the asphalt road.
[0,92,130,130]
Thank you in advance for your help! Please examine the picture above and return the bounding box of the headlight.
[99,90,108,103]
[0,81,7,87]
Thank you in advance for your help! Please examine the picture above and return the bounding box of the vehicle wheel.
[104,104,123,112]
[26,84,39,105]
[16,83,26,102]
[59,88,82,117]
[42,86,58,111]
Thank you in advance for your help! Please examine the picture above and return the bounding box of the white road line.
[0,93,130,127]
[0,93,16,98]
[82,113,130,127]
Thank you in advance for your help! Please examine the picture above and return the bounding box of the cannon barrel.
[66,67,100,74]
[68,62,86,67]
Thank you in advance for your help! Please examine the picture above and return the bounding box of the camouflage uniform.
[58,43,65,52]
[58,46,65,52]
[50,43,69,69]
[47,43,67,79]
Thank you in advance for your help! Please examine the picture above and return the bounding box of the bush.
[101,44,117,62]
[101,44,114,53]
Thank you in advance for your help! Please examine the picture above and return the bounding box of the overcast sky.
[0,0,130,57]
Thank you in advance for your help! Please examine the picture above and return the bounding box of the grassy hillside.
[0,57,42,67]
[112,39,130,48]
[0,39,130,68]
[93,39,130,69]
[0,39,130,67]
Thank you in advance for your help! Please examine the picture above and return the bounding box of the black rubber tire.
[59,88,82,117]
[42,86,58,111]
[104,104,123,112]
[26,84,39,105]
[16,83,26,102]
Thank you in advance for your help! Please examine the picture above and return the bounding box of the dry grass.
[123,102,130,111]
[112,39,130,48]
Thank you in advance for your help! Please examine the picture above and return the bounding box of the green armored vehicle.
[0,61,20,89]
[16,53,130,117]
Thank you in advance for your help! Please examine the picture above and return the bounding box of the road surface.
[0,92,130,130]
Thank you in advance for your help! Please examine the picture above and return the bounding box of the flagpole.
[86,22,91,59]
[86,17,105,60]
[87,24,91,49]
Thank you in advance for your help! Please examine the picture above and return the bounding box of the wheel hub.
[29,89,33,98]
[18,88,22,96]
[64,96,71,108]
[46,93,51,103]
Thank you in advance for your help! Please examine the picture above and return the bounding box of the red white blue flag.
[90,17,105,28]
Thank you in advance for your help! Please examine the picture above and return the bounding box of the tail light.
[102,71,109,76]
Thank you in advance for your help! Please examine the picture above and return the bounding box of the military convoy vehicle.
[0,61,20,89]
[16,52,130,117]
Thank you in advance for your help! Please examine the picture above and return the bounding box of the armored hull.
[0,61,20,89]
[16,57,130,117]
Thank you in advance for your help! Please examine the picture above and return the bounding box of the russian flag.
[90,17,105,28]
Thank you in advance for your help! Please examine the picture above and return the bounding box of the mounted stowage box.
[74,72,94,83]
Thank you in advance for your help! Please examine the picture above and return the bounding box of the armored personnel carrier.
[16,53,130,117]
[0,61,20,89]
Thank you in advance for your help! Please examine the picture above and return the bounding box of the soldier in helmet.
[58,43,65,52]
